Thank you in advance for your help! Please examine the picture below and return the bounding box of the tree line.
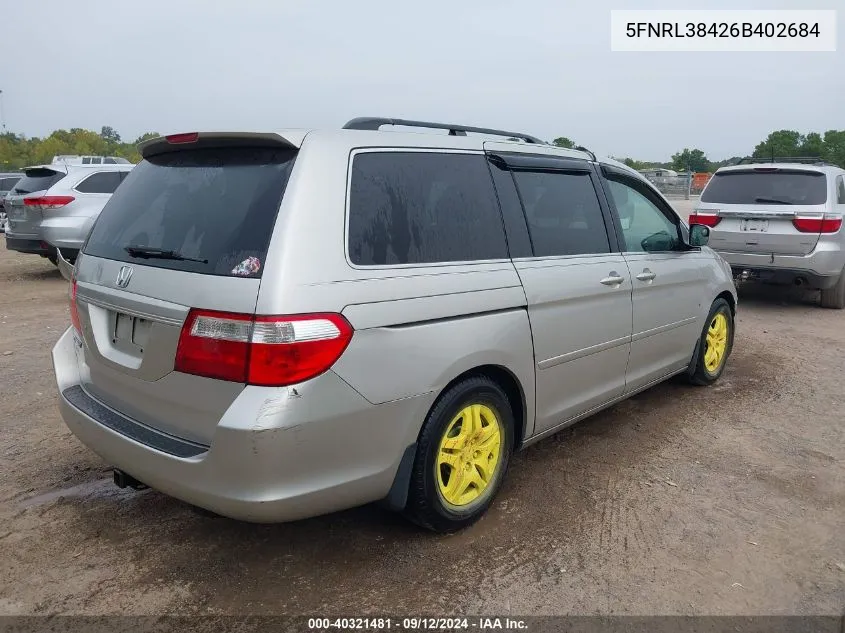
[554,130,845,173]
[1,127,843,173]
[0,127,159,171]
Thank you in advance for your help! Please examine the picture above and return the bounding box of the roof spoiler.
[139,132,299,159]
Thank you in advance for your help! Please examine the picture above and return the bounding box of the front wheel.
[404,376,514,533]
[688,298,734,386]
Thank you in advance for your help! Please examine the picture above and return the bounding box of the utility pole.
[0,90,5,132]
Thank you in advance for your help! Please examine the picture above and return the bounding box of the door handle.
[600,272,625,286]
[636,269,656,282]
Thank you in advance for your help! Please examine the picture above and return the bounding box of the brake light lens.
[24,196,75,210]
[689,211,721,227]
[165,132,199,144]
[69,278,81,334]
[174,310,353,386]
[792,215,842,234]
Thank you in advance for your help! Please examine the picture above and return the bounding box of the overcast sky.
[1,0,842,161]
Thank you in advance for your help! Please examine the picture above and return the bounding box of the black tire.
[820,270,845,309]
[46,254,58,266]
[688,298,734,386]
[404,376,514,533]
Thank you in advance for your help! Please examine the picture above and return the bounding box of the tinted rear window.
[12,169,65,194]
[84,147,296,277]
[348,152,507,265]
[701,170,827,205]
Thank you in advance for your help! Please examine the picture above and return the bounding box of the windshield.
[701,169,827,205]
[83,147,297,277]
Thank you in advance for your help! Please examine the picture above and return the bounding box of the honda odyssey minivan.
[52,119,737,532]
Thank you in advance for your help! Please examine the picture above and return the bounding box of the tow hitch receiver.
[113,469,148,490]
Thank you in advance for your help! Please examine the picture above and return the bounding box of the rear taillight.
[24,196,75,211]
[69,278,81,333]
[792,215,842,234]
[174,310,353,386]
[689,211,721,227]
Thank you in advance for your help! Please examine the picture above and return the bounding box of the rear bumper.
[52,328,432,523]
[4,234,51,255]
[40,216,91,251]
[718,245,844,289]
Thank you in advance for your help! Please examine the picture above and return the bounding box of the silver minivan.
[52,119,737,531]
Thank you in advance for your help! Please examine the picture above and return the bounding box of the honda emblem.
[116,266,133,288]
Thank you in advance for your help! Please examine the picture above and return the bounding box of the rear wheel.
[404,376,514,533]
[46,254,58,266]
[820,270,845,309]
[688,298,733,386]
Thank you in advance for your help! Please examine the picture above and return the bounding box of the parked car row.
[3,155,132,263]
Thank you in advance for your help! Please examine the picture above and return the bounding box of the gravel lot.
[0,243,843,617]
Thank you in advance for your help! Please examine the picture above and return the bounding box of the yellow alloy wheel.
[704,312,729,373]
[436,404,503,507]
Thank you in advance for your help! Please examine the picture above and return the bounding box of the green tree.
[800,132,824,157]
[552,136,574,149]
[752,130,802,159]
[671,148,709,172]
[822,130,845,168]
[100,125,122,144]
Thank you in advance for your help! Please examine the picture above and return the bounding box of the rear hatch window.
[701,169,827,205]
[83,147,297,277]
[11,168,65,194]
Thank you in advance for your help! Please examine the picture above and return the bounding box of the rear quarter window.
[347,152,508,266]
[83,147,296,277]
[75,171,125,194]
[701,169,828,205]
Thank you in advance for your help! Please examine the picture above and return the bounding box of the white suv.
[4,157,133,264]
[691,160,845,308]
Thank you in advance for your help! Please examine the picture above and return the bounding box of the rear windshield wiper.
[754,196,793,205]
[124,245,208,264]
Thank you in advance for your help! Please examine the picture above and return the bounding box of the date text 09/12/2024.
[625,22,821,38]
[307,618,528,630]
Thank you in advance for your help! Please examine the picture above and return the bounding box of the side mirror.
[689,224,710,247]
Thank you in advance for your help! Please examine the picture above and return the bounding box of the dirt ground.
[0,244,843,617]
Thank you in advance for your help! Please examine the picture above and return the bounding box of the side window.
[75,171,124,194]
[510,170,610,257]
[837,176,845,204]
[348,152,508,266]
[605,177,680,253]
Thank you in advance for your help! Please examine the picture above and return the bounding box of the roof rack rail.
[575,145,596,162]
[735,156,832,166]
[342,117,546,145]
